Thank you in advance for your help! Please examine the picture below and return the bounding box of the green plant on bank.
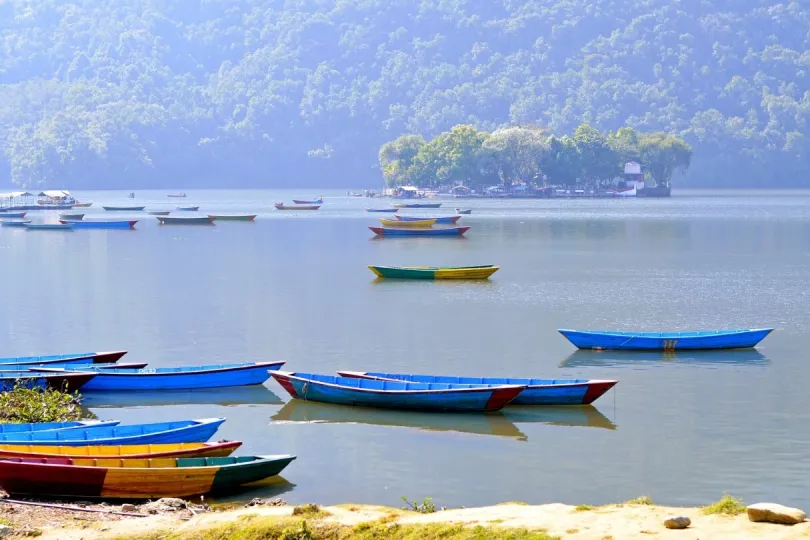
[574,505,594,512]
[401,496,436,513]
[0,383,82,423]
[701,494,746,516]
[625,496,654,505]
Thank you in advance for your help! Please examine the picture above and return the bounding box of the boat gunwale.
[36,361,285,377]
[0,453,296,471]
[558,328,774,338]
[336,371,617,389]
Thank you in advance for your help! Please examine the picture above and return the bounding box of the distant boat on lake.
[208,214,257,222]
[176,206,200,211]
[274,203,321,211]
[25,223,74,231]
[103,206,145,212]
[292,197,323,204]
[366,208,398,213]
[369,226,469,237]
[368,265,499,280]
[156,215,214,225]
[392,202,442,209]
[167,193,187,198]
[396,215,461,224]
[60,220,137,229]
[558,328,774,351]
[147,210,171,215]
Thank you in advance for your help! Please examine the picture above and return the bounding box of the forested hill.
[1,0,808,189]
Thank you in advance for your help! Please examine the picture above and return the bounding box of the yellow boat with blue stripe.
[368,265,500,280]
[378,218,435,228]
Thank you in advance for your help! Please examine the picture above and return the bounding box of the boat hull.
[379,218,435,228]
[26,224,73,230]
[391,203,442,209]
[274,204,321,210]
[366,208,398,213]
[0,212,27,218]
[558,328,774,350]
[60,220,137,229]
[176,206,200,211]
[395,215,460,224]
[156,216,214,225]
[0,220,31,227]
[271,371,524,412]
[0,372,97,392]
[0,441,241,460]
[368,265,498,280]
[207,215,257,221]
[292,199,323,204]
[102,206,145,211]
[455,209,472,214]
[369,226,469,237]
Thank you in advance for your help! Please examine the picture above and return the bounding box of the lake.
[1,188,809,508]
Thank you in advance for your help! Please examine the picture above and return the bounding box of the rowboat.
[368,265,499,280]
[156,216,214,225]
[456,208,472,214]
[0,421,119,434]
[59,213,84,221]
[379,218,435,228]
[369,226,469,237]
[1,220,31,227]
[558,328,774,351]
[102,206,145,211]
[0,454,296,499]
[0,371,96,391]
[271,371,525,412]
[176,206,200,211]
[26,223,74,231]
[60,220,137,229]
[274,203,321,210]
[0,351,127,366]
[147,210,171,215]
[207,214,257,222]
[0,441,241,460]
[167,193,187,198]
[292,198,323,204]
[73,202,93,207]
[391,203,442,209]
[0,212,27,218]
[36,361,286,391]
[395,215,461,224]
[0,418,225,445]
[366,208,398,213]
[338,372,618,405]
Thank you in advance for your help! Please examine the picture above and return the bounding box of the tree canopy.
[0,0,807,188]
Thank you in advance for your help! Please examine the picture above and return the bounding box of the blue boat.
[0,212,27,218]
[0,420,120,434]
[59,220,137,229]
[366,208,398,213]
[337,371,618,406]
[10,362,147,372]
[0,371,97,391]
[271,371,525,412]
[0,351,127,366]
[1,220,31,227]
[369,226,469,237]
[558,328,774,351]
[0,418,225,446]
[396,215,461,224]
[36,361,286,391]
[26,223,74,231]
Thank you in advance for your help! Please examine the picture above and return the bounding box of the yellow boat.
[378,218,435,228]
[368,265,500,280]
[0,441,241,459]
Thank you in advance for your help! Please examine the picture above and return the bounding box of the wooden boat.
[37,361,286,391]
[60,220,137,229]
[379,218,435,228]
[0,441,241,460]
[391,203,442,209]
[167,193,187,198]
[58,213,84,221]
[0,212,27,218]
[0,351,127,366]
[455,208,472,214]
[395,215,461,224]
[338,372,618,405]
[1,220,31,227]
[368,265,499,280]
[274,203,321,210]
[156,215,214,225]
[271,371,525,412]
[0,421,119,434]
[148,210,171,215]
[176,206,200,211]
[0,371,97,391]
[0,418,225,446]
[366,208,398,213]
[369,226,469,237]
[25,223,74,231]
[73,202,93,208]
[292,198,323,204]
[558,328,774,351]
[0,454,295,499]
[102,206,145,211]
[207,214,257,222]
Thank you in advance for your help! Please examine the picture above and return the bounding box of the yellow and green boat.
[378,218,435,228]
[368,265,500,280]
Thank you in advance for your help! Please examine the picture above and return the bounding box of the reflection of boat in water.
[501,405,616,430]
[207,476,296,505]
[560,349,770,368]
[83,385,284,408]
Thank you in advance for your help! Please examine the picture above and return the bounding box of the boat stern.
[484,385,527,411]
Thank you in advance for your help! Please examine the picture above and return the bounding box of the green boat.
[368,265,499,280]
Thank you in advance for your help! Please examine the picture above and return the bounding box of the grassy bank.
[0,384,82,423]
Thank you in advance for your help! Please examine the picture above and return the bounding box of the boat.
[274,203,321,210]
[378,218,435,228]
[127,193,135,198]
[0,454,296,499]
[0,371,97,392]
[456,208,472,214]
[0,212,27,218]
[176,206,200,211]
[58,213,84,221]
[270,371,525,412]
[391,203,442,209]
[207,215,257,222]
[102,206,145,211]
[36,361,286,391]
[0,421,119,434]
[25,223,74,231]
[395,215,461,224]
[0,351,127,366]
[292,198,323,204]
[156,215,214,225]
[558,328,775,351]
[366,208,398,213]
[73,202,93,208]
[147,210,171,215]
[1,220,31,227]
[368,226,470,237]
[0,418,225,446]
[338,372,617,405]
[368,265,499,280]
[60,220,138,229]
[167,193,187,198]
[6,362,146,372]
[0,441,241,460]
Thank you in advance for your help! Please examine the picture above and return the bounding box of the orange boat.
[0,441,242,460]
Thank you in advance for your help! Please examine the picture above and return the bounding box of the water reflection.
[369,277,495,287]
[208,476,296,505]
[502,405,616,430]
[560,349,770,368]
[82,385,284,408]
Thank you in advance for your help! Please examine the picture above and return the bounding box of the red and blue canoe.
[368,226,469,237]
[338,371,617,406]
[271,371,525,412]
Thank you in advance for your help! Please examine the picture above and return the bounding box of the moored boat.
[0,212,27,218]
[1,220,31,227]
[369,226,469,237]
[455,208,472,214]
[0,421,119,434]
[102,206,145,211]
[379,218,435,228]
[176,206,200,211]
[0,454,296,499]
[0,441,241,460]
[147,210,171,215]
[156,215,214,225]
[25,223,74,231]
[391,203,442,209]
[558,328,774,351]
[368,265,499,280]
[73,202,93,208]
[60,220,138,229]
[167,193,187,198]
[207,214,257,222]
[274,203,321,210]
[292,198,323,204]
[338,372,617,405]
[366,208,398,213]
[58,213,84,221]
[36,361,286,391]
[0,371,97,391]
[395,215,461,224]
[271,371,525,412]
[0,351,127,366]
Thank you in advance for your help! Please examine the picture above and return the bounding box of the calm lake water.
[1,189,809,508]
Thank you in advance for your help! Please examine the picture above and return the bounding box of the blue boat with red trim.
[271,371,525,412]
[337,372,616,405]
[0,351,127,366]
[558,328,774,351]
[369,226,469,237]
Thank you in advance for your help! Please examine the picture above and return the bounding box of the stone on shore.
[664,516,691,529]
[0,524,10,538]
[120,503,137,512]
[747,503,807,525]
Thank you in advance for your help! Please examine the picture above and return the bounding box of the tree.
[378,134,425,186]
[410,125,492,187]
[639,133,693,186]
[573,124,621,186]
[607,127,642,165]
[540,136,582,186]
[482,126,549,188]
